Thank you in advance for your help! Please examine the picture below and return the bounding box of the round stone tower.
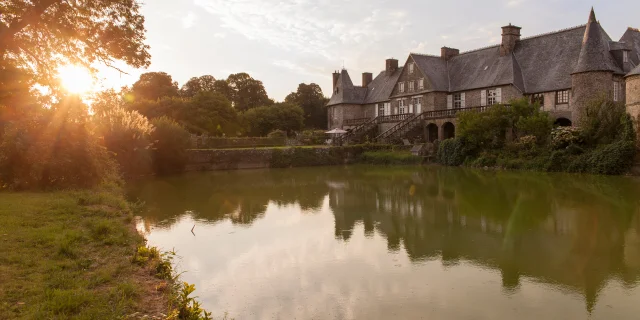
[625,65,640,121]
[570,8,619,122]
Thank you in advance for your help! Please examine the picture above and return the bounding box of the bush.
[515,111,553,144]
[151,117,191,175]
[551,126,582,150]
[437,138,468,166]
[267,129,287,139]
[0,98,117,189]
[579,97,629,145]
[241,103,304,136]
[580,141,636,175]
[94,107,153,178]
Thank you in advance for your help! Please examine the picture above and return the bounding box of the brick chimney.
[441,47,460,61]
[386,59,399,75]
[362,72,373,87]
[332,71,340,88]
[500,24,521,56]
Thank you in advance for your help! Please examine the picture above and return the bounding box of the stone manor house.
[326,9,640,144]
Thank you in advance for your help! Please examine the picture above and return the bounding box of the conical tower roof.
[573,8,622,74]
[626,64,640,78]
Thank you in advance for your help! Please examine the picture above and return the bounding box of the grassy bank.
[0,187,170,319]
[358,151,422,165]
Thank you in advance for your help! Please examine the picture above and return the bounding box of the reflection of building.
[326,168,640,313]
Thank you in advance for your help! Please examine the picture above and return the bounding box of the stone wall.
[571,71,613,119]
[626,75,640,122]
[186,145,395,171]
[328,104,363,129]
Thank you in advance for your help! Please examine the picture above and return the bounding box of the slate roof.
[627,64,640,78]
[326,69,367,106]
[620,28,640,66]
[327,9,633,106]
[573,9,624,75]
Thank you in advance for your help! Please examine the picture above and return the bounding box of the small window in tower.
[614,82,621,102]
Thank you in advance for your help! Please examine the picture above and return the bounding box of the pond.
[129,166,640,319]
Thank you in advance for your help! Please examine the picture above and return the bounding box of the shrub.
[267,129,287,139]
[437,138,468,166]
[151,117,191,175]
[515,111,553,144]
[581,140,636,175]
[93,107,154,178]
[579,97,629,146]
[0,99,118,189]
[551,127,582,150]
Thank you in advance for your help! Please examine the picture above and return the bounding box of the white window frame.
[614,82,621,102]
[399,82,405,93]
[409,63,414,74]
[454,93,462,109]
[408,81,415,92]
[398,99,407,114]
[377,103,385,116]
[487,89,497,105]
[418,78,424,90]
[623,51,629,63]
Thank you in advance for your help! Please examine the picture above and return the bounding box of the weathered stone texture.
[626,75,640,119]
[571,71,613,112]
[328,104,363,129]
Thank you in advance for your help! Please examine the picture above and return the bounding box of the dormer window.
[409,63,415,74]
[623,51,629,63]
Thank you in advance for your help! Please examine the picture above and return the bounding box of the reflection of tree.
[127,168,333,227]
[327,166,640,313]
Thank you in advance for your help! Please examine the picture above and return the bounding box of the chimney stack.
[386,59,399,75]
[441,47,460,61]
[362,72,373,87]
[500,24,521,56]
[332,71,340,88]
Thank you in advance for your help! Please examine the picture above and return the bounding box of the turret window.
[556,90,569,104]
[614,82,621,102]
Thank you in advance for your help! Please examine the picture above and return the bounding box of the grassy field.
[0,187,168,319]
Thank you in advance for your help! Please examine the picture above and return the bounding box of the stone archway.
[443,122,455,139]
[426,123,439,142]
[554,117,572,127]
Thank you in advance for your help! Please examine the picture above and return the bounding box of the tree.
[150,117,191,175]
[180,75,216,98]
[130,72,179,102]
[242,103,304,136]
[285,83,328,129]
[227,73,272,111]
[213,79,234,102]
[185,92,240,136]
[0,0,150,90]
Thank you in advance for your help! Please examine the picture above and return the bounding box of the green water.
[129,166,640,319]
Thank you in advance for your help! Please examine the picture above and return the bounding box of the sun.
[58,65,95,94]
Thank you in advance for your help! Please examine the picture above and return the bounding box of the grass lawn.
[0,188,168,319]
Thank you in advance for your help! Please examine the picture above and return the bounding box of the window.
[623,51,629,63]
[556,90,569,104]
[454,93,462,109]
[378,103,385,116]
[335,87,339,94]
[409,63,415,74]
[531,93,544,107]
[408,81,415,92]
[418,78,424,90]
[399,99,406,114]
[614,82,621,102]
[399,82,405,93]
[487,89,497,105]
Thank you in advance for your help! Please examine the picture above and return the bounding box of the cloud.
[506,0,524,7]
[182,12,198,29]
[213,32,226,39]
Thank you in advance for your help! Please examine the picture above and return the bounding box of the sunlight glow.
[58,65,95,94]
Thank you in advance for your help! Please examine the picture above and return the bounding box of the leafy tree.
[213,79,234,102]
[180,75,216,98]
[227,73,272,111]
[130,72,179,102]
[185,92,239,136]
[285,83,328,129]
[242,102,304,136]
[0,0,150,90]
[150,117,191,175]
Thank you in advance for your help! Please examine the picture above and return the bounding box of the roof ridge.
[458,44,500,55]
[628,27,640,32]
[519,24,586,41]
[410,52,441,58]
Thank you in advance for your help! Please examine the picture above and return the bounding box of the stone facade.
[328,104,363,129]
[571,71,614,122]
[626,75,640,120]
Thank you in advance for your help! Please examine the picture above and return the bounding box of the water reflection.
[129,166,640,319]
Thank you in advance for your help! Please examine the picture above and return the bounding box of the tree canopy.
[227,73,272,111]
[285,83,328,129]
[180,75,217,98]
[130,72,179,102]
[0,0,150,90]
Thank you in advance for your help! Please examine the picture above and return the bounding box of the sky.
[98,0,640,101]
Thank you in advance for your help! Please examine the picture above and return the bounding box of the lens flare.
[58,65,94,94]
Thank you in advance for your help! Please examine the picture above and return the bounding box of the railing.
[377,113,414,123]
[334,116,378,145]
[344,117,371,126]
[375,105,507,144]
